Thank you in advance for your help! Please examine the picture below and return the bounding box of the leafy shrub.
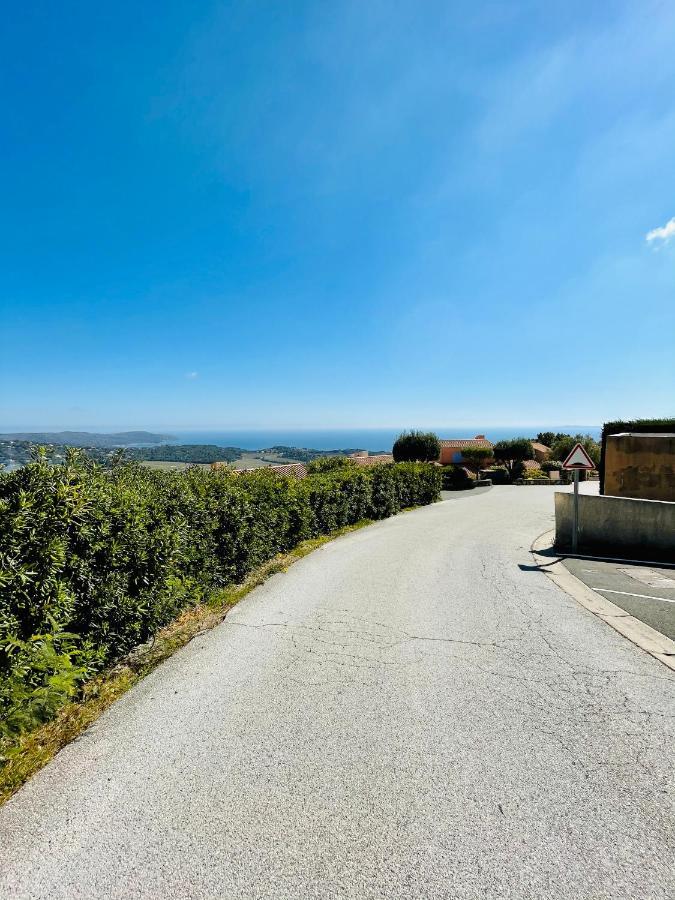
[482,466,509,484]
[524,467,546,479]
[301,466,371,532]
[394,463,442,507]
[306,455,355,474]
[541,460,563,472]
[441,465,474,491]
[513,461,528,481]
[392,431,441,463]
[0,454,441,737]
[0,629,87,736]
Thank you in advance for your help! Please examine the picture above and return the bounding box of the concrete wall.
[604,433,675,502]
[555,492,675,561]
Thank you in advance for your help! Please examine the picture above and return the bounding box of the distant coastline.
[0,426,601,453]
[0,430,172,448]
[0,426,602,474]
[165,426,602,452]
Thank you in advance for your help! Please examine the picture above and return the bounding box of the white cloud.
[646,217,675,244]
[185,371,199,379]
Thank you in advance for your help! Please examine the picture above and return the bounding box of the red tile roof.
[266,463,308,478]
[351,454,394,467]
[439,438,493,448]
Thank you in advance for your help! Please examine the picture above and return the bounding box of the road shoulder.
[531,531,675,672]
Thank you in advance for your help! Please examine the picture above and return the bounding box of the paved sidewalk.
[563,556,675,641]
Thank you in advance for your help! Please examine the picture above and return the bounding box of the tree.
[492,438,534,479]
[460,446,494,471]
[392,430,441,463]
[550,434,600,468]
[536,432,569,447]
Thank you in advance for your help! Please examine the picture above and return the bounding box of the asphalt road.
[1,485,674,899]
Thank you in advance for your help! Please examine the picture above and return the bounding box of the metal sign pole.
[572,469,579,553]
[562,443,594,554]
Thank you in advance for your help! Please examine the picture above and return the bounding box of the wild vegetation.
[127,444,378,465]
[0,439,380,470]
[0,431,170,447]
[0,440,48,468]
[0,452,440,742]
[536,431,570,447]
[126,444,242,464]
[548,434,600,467]
[263,445,384,463]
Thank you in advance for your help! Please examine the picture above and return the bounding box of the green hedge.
[0,454,440,737]
[441,465,474,490]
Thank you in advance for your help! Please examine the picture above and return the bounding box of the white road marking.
[593,588,675,604]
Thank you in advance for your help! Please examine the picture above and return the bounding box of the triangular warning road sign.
[562,442,595,470]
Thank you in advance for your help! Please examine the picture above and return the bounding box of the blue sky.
[1,0,674,430]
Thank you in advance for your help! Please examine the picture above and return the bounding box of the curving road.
[1,485,674,899]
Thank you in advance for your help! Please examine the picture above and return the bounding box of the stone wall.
[604,433,675,502]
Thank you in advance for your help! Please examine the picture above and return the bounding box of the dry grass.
[0,519,373,806]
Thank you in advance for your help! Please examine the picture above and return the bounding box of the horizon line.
[0,423,603,434]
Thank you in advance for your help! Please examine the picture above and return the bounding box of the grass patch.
[0,518,373,806]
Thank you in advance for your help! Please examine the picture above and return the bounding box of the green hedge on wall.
[0,454,440,736]
[600,418,675,493]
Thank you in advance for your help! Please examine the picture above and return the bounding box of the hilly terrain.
[0,431,172,447]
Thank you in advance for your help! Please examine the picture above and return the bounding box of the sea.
[167,426,601,452]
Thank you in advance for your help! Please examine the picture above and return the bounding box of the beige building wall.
[604,433,675,502]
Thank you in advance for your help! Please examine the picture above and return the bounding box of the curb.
[530,531,675,673]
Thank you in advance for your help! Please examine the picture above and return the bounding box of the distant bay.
[168,426,601,452]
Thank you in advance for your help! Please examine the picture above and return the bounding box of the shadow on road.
[519,543,563,572]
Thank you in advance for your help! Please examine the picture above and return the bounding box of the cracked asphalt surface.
[1,484,674,899]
